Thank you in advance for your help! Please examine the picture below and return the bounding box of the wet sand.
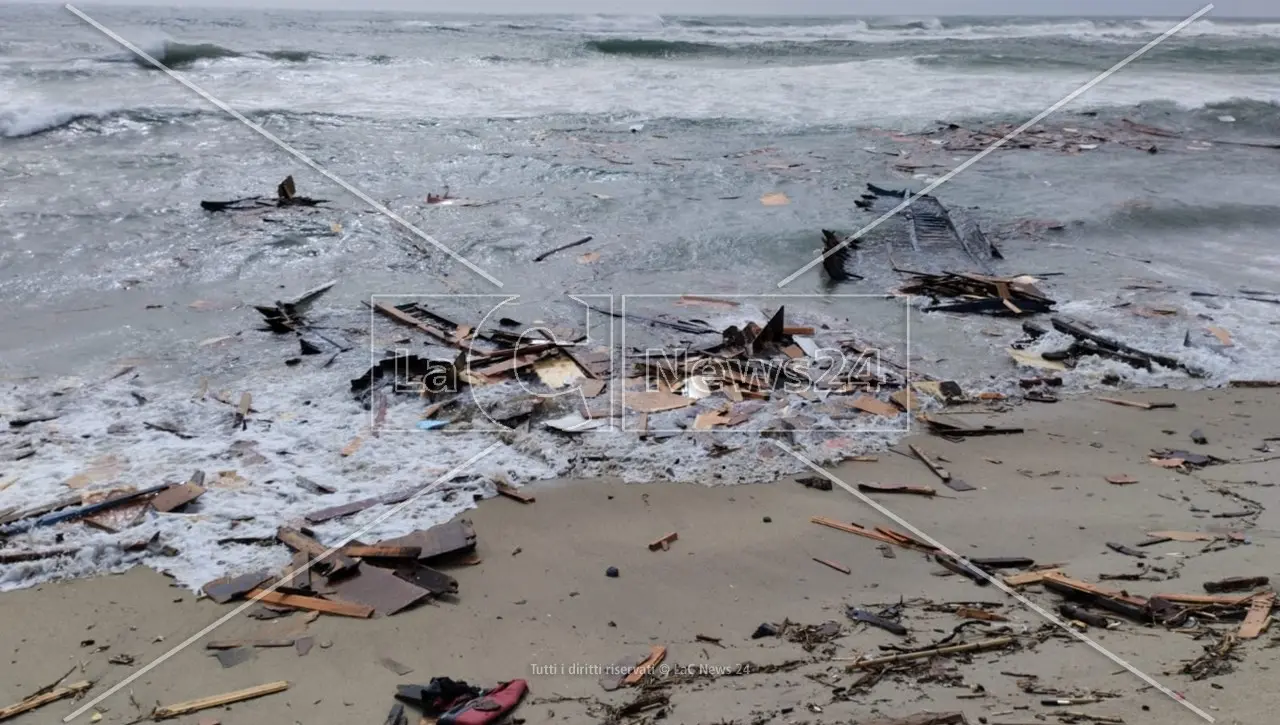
[1,387,1278,725]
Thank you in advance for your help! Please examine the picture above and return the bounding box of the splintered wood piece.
[0,680,91,721]
[845,637,1014,671]
[495,482,535,504]
[1207,326,1233,346]
[151,483,206,513]
[276,527,358,576]
[341,436,363,457]
[648,532,678,551]
[849,396,900,417]
[810,517,936,552]
[340,545,421,559]
[908,443,951,482]
[152,681,289,720]
[1098,396,1153,410]
[889,389,918,411]
[624,646,667,685]
[955,607,1008,622]
[857,482,936,497]
[624,391,693,413]
[1003,569,1060,587]
[783,326,815,336]
[244,590,373,618]
[1238,592,1274,639]
[812,557,851,574]
[1105,474,1138,485]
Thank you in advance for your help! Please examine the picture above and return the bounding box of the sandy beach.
[3,386,1277,725]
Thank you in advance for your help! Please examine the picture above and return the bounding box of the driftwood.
[844,636,1015,670]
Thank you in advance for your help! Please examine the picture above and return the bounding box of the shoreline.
[3,386,1277,724]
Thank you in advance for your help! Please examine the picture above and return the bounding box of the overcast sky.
[4,0,1273,17]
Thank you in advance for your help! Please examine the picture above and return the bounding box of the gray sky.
[6,0,1274,17]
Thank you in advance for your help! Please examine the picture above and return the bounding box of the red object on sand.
[439,680,528,725]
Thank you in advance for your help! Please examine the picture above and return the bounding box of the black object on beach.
[751,622,780,639]
[605,566,619,578]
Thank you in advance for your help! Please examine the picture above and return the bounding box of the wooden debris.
[276,526,358,576]
[1204,576,1269,594]
[374,520,477,561]
[906,272,1054,316]
[1229,380,1280,388]
[810,517,937,552]
[1145,530,1218,543]
[813,557,851,575]
[0,680,91,721]
[533,235,593,262]
[850,396,900,417]
[624,645,667,686]
[151,482,205,513]
[1105,474,1138,485]
[858,714,969,725]
[1238,593,1274,639]
[202,570,274,604]
[495,482,535,504]
[340,545,421,559]
[955,607,1008,622]
[845,636,1015,671]
[648,532,679,552]
[1003,569,1060,587]
[321,565,432,616]
[624,391,694,413]
[244,590,373,618]
[152,681,289,720]
[907,443,950,482]
[1098,396,1175,410]
[857,482,936,497]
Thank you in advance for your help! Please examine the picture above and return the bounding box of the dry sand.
[2,387,1278,725]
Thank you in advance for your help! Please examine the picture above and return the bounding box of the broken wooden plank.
[955,606,1008,623]
[533,235,593,263]
[495,482,535,504]
[0,680,91,721]
[151,482,206,513]
[373,520,477,561]
[813,557,851,575]
[810,517,937,552]
[152,681,289,720]
[276,526,358,576]
[623,391,694,413]
[623,646,667,686]
[648,532,679,552]
[1204,576,1269,594]
[849,396,900,417]
[858,713,969,725]
[321,565,432,616]
[1003,569,1060,587]
[857,482,936,497]
[244,590,373,618]
[845,637,1015,671]
[340,545,421,559]
[907,443,951,482]
[202,570,274,604]
[1238,592,1274,639]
